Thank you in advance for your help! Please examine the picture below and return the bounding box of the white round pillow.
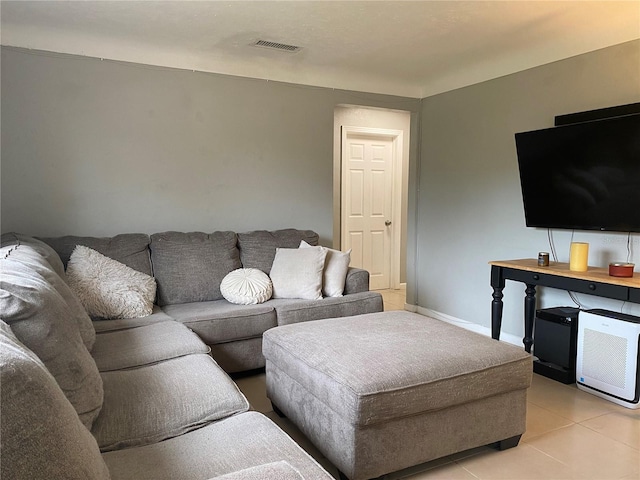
[220,268,273,305]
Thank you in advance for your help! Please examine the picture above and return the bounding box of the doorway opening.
[333,106,410,291]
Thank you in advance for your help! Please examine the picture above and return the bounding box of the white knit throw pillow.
[220,268,273,305]
[67,245,156,319]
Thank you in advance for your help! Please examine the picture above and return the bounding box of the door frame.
[340,126,404,289]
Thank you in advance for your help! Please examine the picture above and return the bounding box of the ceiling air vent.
[253,39,302,53]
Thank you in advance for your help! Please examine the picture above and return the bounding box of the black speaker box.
[533,307,580,384]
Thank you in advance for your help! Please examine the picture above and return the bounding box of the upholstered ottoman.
[263,311,532,480]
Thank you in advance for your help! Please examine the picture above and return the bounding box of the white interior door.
[341,128,395,290]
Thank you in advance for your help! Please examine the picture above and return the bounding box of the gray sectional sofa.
[40,229,383,372]
[0,229,383,479]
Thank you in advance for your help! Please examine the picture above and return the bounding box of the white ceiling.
[1,1,639,98]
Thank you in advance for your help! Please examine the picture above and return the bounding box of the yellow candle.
[569,242,589,271]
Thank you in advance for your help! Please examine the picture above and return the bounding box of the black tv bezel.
[515,103,640,233]
[555,102,640,126]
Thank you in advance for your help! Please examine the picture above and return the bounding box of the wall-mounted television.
[515,112,640,233]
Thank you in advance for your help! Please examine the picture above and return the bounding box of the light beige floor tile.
[397,461,478,479]
[580,410,640,450]
[522,402,574,442]
[379,288,407,312]
[619,474,640,480]
[528,374,619,423]
[456,443,573,480]
[526,423,639,479]
[384,302,406,311]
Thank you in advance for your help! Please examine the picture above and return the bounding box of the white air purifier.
[576,310,640,409]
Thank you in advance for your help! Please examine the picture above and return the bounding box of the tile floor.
[236,288,640,480]
[379,286,408,312]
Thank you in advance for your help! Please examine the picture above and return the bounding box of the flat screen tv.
[515,113,640,233]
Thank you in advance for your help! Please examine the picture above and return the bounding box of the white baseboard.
[403,305,524,348]
[403,302,418,313]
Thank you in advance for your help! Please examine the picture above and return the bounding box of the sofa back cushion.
[3,243,96,350]
[0,253,104,429]
[150,231,241,306]
[1,232,66,278]
[237,229,319,274]
[0,321,110,480]
[40,233,153,276]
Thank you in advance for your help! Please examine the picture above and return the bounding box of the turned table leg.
[523,284,536,353]
[491,286,504,341]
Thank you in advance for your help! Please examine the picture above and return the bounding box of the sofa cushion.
[67,245,156,319]
[0,257,104,429]
[93,305,175,333]
[210,461,305,480]
[220,268,273,305]
[2,243,96,350]
[237,229,319,274]
[102,411,333,480]
[1,232,66,277]
[91,321,210,372]
[270,291,384,326]
[150,231,241,306]
[0,321,110,480]
[210,337,266,373]
[270,247,327,300]
[300,241,351,297]
[162,300,277,344]
[40,233,153,276]
[92,353,249,452]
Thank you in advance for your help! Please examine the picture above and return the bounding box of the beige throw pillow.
[300,241,351,297]
[270,247,327,300]
[67,245,156,319]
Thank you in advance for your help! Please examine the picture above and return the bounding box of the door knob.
[385,220,392,226]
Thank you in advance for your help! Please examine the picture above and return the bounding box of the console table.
[490,259,640,352]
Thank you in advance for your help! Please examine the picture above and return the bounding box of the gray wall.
[3,41,639,332]
[1,47,420,247]
[416,40,640,340]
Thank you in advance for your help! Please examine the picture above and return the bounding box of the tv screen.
[515,114,640,233]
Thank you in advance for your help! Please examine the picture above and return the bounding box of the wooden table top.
[489,259,639,288]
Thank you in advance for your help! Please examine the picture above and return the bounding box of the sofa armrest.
[343,267,370,295]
